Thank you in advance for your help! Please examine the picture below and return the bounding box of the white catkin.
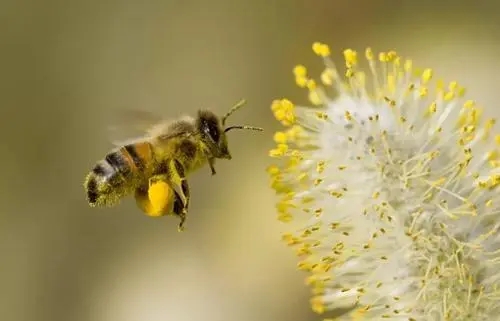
[268,43,500,321]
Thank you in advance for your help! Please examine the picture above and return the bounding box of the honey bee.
[84,99,263,231]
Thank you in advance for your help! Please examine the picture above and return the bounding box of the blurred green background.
[2,1,500,321]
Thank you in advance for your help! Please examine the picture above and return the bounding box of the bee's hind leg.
[148,160,190,231]
[166,159,190,231]
[172,191,188,231]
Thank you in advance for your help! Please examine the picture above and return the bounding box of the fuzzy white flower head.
[268,43,500,321]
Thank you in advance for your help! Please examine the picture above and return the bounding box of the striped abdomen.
[84,142,154,207]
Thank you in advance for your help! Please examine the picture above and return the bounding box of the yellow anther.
[310,296,326,314]
[329,222,339,230]
[312,42,331,57]
[386,50,398,62]
[273,131,287,144]
[489,160,500,168]
[490,174,500,189]
[431,177,446,186]
[487,150,498,161]
[270,176,290,193]
[293,65,307,77]
[419,87,428,97]
[269,143,289,157]
[316,160,326,174]
[484,118,497,139]
[276,197,294,211]
[352,305,372,319]
[378,52,387,62]
[470,107,482,124]
[462,125,475,134]
[383,96,396,107]
[430,150,440,159]
[436,79,445,92]
[314,178,323,186]
[297,172,308,182]
[320,68,334,85]
[343,49,358,68]
[365,47,374,60]
[444,91,455,101]
[271,99,295,126]
[295,76,308,88]
[427,102,437,114]
[312,263,331,273]
[305,274,324,286]
[290,149,303,159]
[266,165,280,176]
[286,125,303,141]
[316,111,328,120]
[448,81,459,91]
[309,90,323,106]
[271,98,291,112]
[285,237,300,246]
[393,56,401,67]
[421,68,433,83]
[297,260,312,271]
[464,100,475,108]
[301,196,315,204]
[330,190,343,198]
[296,244,312,256]
[306,79,317,90]
[404,59,413,72]
[278,213,293,222]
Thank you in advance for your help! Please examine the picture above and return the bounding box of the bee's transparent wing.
[107,109,169,146]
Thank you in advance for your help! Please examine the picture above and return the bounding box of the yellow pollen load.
[135,180,172,217]
[268,42,500,319]
[147,180,171,216]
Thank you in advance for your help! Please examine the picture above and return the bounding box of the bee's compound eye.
[199,111,222,143]
[207,121,220,142]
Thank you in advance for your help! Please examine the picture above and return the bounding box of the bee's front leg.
[208,157,216,176]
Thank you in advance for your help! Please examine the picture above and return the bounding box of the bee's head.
[197,99,263,160]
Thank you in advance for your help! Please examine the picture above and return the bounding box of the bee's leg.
[167,159,190,231]
[208,157,217,176]
[172,191,188,231]
[149,164,186,206]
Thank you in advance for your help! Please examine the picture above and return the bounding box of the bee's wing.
[108,109,169,146]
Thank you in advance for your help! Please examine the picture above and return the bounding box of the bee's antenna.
[222,99,247,126]
[224,125,263,133]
